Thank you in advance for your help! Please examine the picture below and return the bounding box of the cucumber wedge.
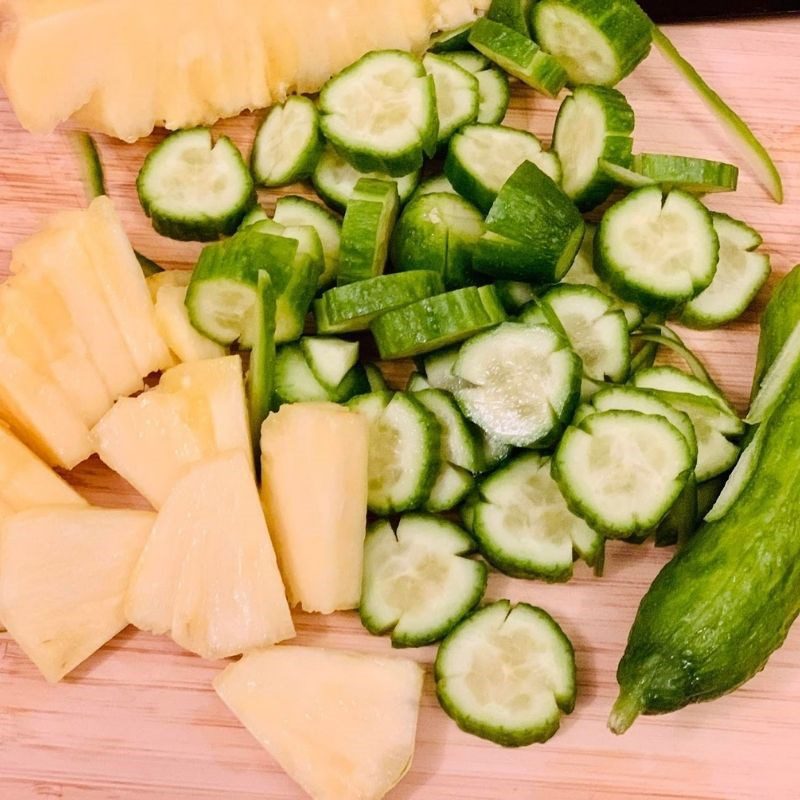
[429,22,475,53]
[247,271,276,449]
[300,337,360,392]
[365,363,389,393]
[423,53,480,147]
[631,153,739,194]
[273,344,367,406]
[475,67,511,125]
[486,0,533,35]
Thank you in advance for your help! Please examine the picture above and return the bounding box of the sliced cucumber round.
[250,96,323,188]
[423,53,480,147]
[453,322,582,448]
[435,600,576,747]
[137,128,253,242]
[632,153,739,194]
[361,515,487,648]
[595,186,719,311]
[429,22,475,53]
[319,50,437,177]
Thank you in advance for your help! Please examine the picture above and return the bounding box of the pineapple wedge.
[126,450,294,659]
[0,507,154,683]
[214,646,424,800]
[260,402,369,614]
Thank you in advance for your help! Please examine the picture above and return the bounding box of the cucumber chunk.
[474,161,585,284]
[468,18,567,98]
[137,128,253,242]
[300,337,360,392]
[532,0,652,88]
[473,452,604,580]
[273,344,367,406]
[445,124,561,214]
[254,219,326,295]
[365,363,389,393]
[247,272,276,448]
[315,271,444,334]
[632,153,739,194]
[425,463,476,513]
[423,53,480,147]
[406,373,432,392]
[680,214,770,329]
[454,322,581,448]
[595,186,719,311]
[319,50,437,176]
[495,281,537,314]
[348,392,441,515]
[371,286,507,360]
[422,346,466,393]
[70,131,105,201]
[361,515,487,648]
[416,389,482,474]
[553,85,635,211]
[238,207,269,229]
[435,600,576,747]
[429,22,475,53]
[486,0,533,35]
[391,192,484,289]
[553,410,695,537]
[478,432,514,473]
[250,96,323,188]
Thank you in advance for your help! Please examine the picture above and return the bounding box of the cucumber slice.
[746,322,800,426]
[495,281,536,314]
[553,410,694,538]
[468,18,567,98]
[441,51,491,74]
[274,196,342,290]
[486,0,533,36]
[416,389,482,474]
[273,344,331,406]
[595,186,719,311]
[473,452,603,580]
[474,161,585,283]
[337,178,399,286]
[319,50,437,177]
[424,464,476,513]
[315,271,444,334]
[255,219,326,292]
[70,131,105,201]
[553,85,635,211]
[651,26,783,203]
[423,346,466,393]
[680,214,770,329]
[391,192,485,289]
[364,363,389,393]
[429,22,475,53]
[475,68,511,125]
[250,96,323,188]
[531,0,652,87]
[371,285,507,359]
[632,153,739,194]
[135,251,164,278]
[632,365,735,417]
[445,124,561,214]
[348,392,441,515]
[137,128,253,242]
[361,515,487,647]
[412,175,457,200]
[247,272,276,449]
[406,373,432,392]
[478,432,514,473]
[423,53,480,147]
[311,146,420,213]
[599,158,655,189]
[435,600,576,747]
[238,207,269,229]
[300,337,360,392]
[453,322,581,448]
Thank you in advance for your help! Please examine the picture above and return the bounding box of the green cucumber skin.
[476,68,511,125]
[70,131,106,201]
[135,251,164,277]
[653,475,698,548]
[429,22,475,52]
[248,271,277,450]
[612,369,800,726]
[486,0,533,36]
[633,153,739,193]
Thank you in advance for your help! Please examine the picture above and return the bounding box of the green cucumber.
[371,285,507,359]
[429,22,475,52]
[475,67,511,125]
[441,51,491,73]
[746,322,800,426]
[300,337,360,393]
[364,363,389,393]
[599,158,655,189]
[412,175,457,200]
[631,153,739,194]
[238,207,269,229]
[423,53,480,147]
[70,131,105,201]
[247,271,276,450]
[422,346,465,394]
[406,373,432,392]
[486,0,533,35]
[137,128,254,242]
[135,251,164,278]
[494,281,536,314]
[273,344,367,406]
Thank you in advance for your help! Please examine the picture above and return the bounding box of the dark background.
[640,0,800,22]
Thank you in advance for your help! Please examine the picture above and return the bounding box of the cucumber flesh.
[632,365,735,417]
[238,207,269,229]
[423,346,466,393]
[415,389,482,474]
[632,153,739,194]
[365,363,389,393]
[70,131,106,201]
[475,68,511,125]
[424,463,475,512]
[412,175,457,200]
[441,51,491,73]
[423,53,480,147]
[746,322,800,425]
[273,344,331,406]
[599,158,655,189]
[247,271,276,451]
[494,281,536,314]
[406,373,432,392]
[300,337,359,392]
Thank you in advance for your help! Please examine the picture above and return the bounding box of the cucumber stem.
[608,690,643,735]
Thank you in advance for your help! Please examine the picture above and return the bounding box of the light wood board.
[1,17,800,800]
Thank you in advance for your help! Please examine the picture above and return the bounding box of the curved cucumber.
[632,153,739,194]
[423,53,480,147]
[475,67,511,125]
[70,132,105,201]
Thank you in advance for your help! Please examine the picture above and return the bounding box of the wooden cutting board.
[1,18,799,800]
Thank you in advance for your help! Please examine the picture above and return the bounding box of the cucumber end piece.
[608,689,643,735]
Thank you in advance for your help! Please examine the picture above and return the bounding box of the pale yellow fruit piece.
[126,450,294,659]
[146,269,191,303]
[0,506,154,683]
[214,646,423,800]
[155,285,227,364]
[260,402,368,614]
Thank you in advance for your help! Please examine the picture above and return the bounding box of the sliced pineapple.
[214,646,423,800]
[0,507,154,683]
[126,450,294,659]
[260,402,369,614]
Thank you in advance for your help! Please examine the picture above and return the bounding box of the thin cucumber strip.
[137,128,254,242]
[474,161,585,283]
[445,124,561,214]
[746,321,800,425]
[651,26,783,203]
[247,271,276,452]
[595,186,719,311]
[441,51,491,74]
[348,392,441,515]
[453,322,581,449]
[435,600,576,747]
[315,271,444,334]
[371,285,507,360]
[680,213,770,329]
[553,410,694,538]
[250,96,323,188]
[423,53,480,147]
[632,153,739,194]
[365,363,389,393]
[360,515,487,647]
[300,337,359,392]
[474,452,604,580]
[553,85,635,212]
[391,192,485,289]
[486,0,533,36]
[311,146,420,212]
[632,330,715,388]
[599,158,655,189]
[475,68,511,125]
[632,365,736,417]
[696,475,726,520]
[319,50,437,177]
[337,178,399,285]
[429,22,475,52]
[469,18,567,98]
[531,0,652,87]
[416,389,482,474]
[70,132,105,202]
[135,251,164,277]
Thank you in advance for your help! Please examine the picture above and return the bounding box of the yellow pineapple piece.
[126,450,294,659]
[260,402,368,614]
[214,646,423,800]
[0,507,154,683]
[146,268,191,303]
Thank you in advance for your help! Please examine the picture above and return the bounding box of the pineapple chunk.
[126,450,294,659]
[154,285,227,364]
[214,646,423,800]
[146,269,191,302]
[0,507,154,683]
[0,497,12,521]
[260,403,369,614]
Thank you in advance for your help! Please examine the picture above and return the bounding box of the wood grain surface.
[1,17,800,800]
